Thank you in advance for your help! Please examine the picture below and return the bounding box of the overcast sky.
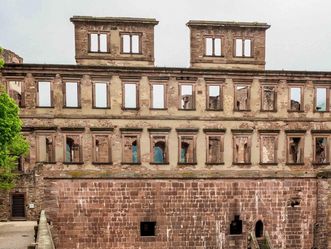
[1,0,331,71]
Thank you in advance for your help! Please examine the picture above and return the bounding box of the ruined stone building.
[1,16,331,249]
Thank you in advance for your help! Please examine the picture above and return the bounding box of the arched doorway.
[255,220,264,238]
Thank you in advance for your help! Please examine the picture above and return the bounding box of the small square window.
[89,33,109,53]
[121,33,141,54]
[235,39,252,57]
[179,84,195,110]
[140,222,156,237]
[205,37,222,56]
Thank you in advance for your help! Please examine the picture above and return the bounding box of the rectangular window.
[123,83,138,109]
[151,84,166,109]
[234,85,250,111]
[289,87,303,111]
[313,136,329,164]
[121,33,140,54]
[37,81,52,107]
[230,215,242,235]
[140,222,156,237]
[233,133,252,164]
[8,80,24,107]
[64,135,82,163]
[93,135,111,163]
[207,85,222,110]
[36,134,55,163]
[150,134,168,164]
[315,87,328,112]
[179,84,195,110]
[64,82,80,108]
[261,85,276,111]
[205,37,222,56]
[235,39,252,57]
[122,134,140,164]
[260,134,278,164]
[93,82,109,108]
[206,134,224,164]
[178,134,196,164]
[89,33,108,53]
[286,134,304,164]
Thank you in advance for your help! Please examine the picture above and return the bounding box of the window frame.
[62,132,84,164]
[120,32,142,54]
[203,129,225,165]
[204,35,223,57]
[260,84,277,112]
[88,32,110,53]
[234,83,251,111]
[150,82,167,110]
[120,128,142,165]
[285,131,305,165]
[314,85,330,113]
[206,83,223,111]
[92,80,110,109]
[63,80,81,109]
[148,128,171,165]
[311,131,330,165]
[6,78,25,108]
[35,131,56,164]
[92,132,112,164]
[259,131,279,165]
[288,85,304,112]
[176,129,198,165]
[36,80,54,108]
[122,81,139,110]
[178,83,196,110]
[234,38,253,58]
[232,129,253,165]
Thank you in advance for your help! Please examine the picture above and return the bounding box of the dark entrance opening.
[11,194,25,219]
[255,220,264,238]
[140,221,156,236]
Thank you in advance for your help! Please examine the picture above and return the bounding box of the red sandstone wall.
[45,178,318,249]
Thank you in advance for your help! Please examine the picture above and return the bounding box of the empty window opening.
[205,37,222,56]
[179,136,195,163]
[122,34,140,54]
[288,137,303,163]
[152,84,165,109]
[65,136,81,163]
[180,85,194,109]
[255,220,264,238]
[94,135,110,163]
[207,136,224,163]
[260,136,277,164]
[235,86,249,111]
[316,88,327,111]
[154,141,166,163]
[314,137,328,163]
[235,39,251,57]
[123,135,140,163]
[37,135,55,162]
[65,82,79,107]
[94,82,108,108]
[38,81,52,107]
[262,86,276,111]
[234,136,250,163]
[290,87,302,111]
[89,33,108,53]
[230,215,242,235]
[289,198,300,207]
[208,85,221,110]
[8,80,24,107]
[140,222,156,237]
[124,83,137,109]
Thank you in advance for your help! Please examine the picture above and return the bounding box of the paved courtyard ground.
[0,221,36,249]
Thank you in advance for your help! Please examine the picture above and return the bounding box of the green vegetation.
[0,47,29,189]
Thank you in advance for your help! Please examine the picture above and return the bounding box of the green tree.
[0,47,29,189]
